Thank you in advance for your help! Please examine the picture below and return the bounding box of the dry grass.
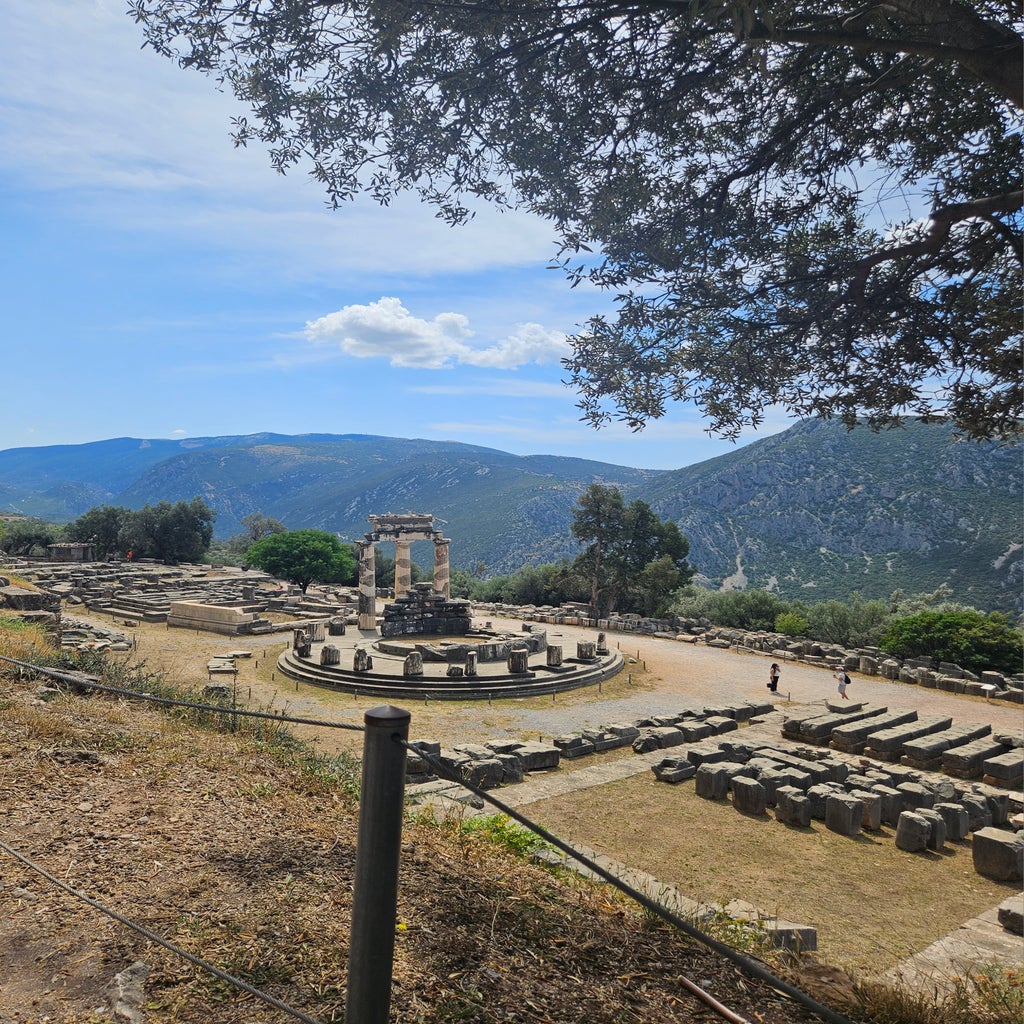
[1,657,820,1024]
[522,774,1018,976]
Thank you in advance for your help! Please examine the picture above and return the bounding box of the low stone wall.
[167,601,268,636]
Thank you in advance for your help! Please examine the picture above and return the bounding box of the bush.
[775,611,809,636]
[880,610,1023,675]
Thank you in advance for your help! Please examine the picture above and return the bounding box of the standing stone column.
[357,540,377,631]
[433,538,451,599]
[508,649,530,674]
[394,540,413,598]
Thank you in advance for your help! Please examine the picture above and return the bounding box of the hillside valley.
[0,421,1019,612]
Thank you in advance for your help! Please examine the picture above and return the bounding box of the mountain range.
[0,421,1020,612]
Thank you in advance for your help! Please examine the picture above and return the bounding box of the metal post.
[346,704,411,1024]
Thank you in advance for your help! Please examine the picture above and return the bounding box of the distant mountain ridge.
[0,422,1019,612]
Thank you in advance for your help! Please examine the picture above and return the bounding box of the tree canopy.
[66,499,217,563]
[131,1,1022,440]
[571,484,694,615]
[246,529,356,592]
[880,609,1023,675]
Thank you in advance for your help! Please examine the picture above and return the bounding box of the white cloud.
[0,3,561,278]
[304,298,569,370]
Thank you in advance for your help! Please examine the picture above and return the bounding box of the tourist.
[768,662,780,693]
[834,668,851,699]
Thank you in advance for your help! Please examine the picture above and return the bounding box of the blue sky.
[1,1,789,470]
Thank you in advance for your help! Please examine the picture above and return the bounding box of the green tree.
[226,512,287,554]
[804,595,891,647]
[132,1,1022,440]
[118,498,217,563]
[880,610,1023,675]
[247,530,356,593]
[571,484,626,616]
[65,505,129,558]
[0,518,58,557]
[571,485,693,616]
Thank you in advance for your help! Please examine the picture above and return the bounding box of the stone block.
[680,722,714,742]
[493,753,525,785]
[848,789,882,831]
[756,768,793,806]
[997,896,1023,936]
[554,735,596,759]
[800,705,887,744]
[774,787,812,828]
[509,742,560,772]
[917,808,947,851]
[632,726,684,752]
[829,709,918,753]
[652,757,697,783]
[960,793,993,831]
[862,716,954,760]
[704,716,739,734]
[605,723,640,741]
[825,794,863,836]
[806,784,841,820]
[943,739,1007,779]
[979,787,1011,826]
[685,746,731,767]
[895,811,931,852]
[897,782,935,812]
[933,802,970,842]
[983,748,1024,786]
[460,757,506,790]
[695,764,732,800]
[870,785,903,827]
[731,776,767,816]
[972,827,1024,882]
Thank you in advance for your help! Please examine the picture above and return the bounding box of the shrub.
[775,611,809,636]
[880,610,1023,675]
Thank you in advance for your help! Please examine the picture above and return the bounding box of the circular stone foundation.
[276,627,623,700]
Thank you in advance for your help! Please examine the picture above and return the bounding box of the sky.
[0,1,790,471]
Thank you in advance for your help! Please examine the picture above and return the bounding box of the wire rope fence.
[0,652,854,1024]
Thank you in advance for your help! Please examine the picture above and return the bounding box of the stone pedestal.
[465,651,478,677]
[292,628,307,650]
[404,651,424,677]
[354,648,373,673]
[577,641,597,662]
[508,649,530,674]
[320,644,341,666]
[547,645,563,668]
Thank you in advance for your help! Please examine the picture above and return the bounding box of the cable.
[0,836,328,1024]
[399,737,855,1024]
[0,653,364,732]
